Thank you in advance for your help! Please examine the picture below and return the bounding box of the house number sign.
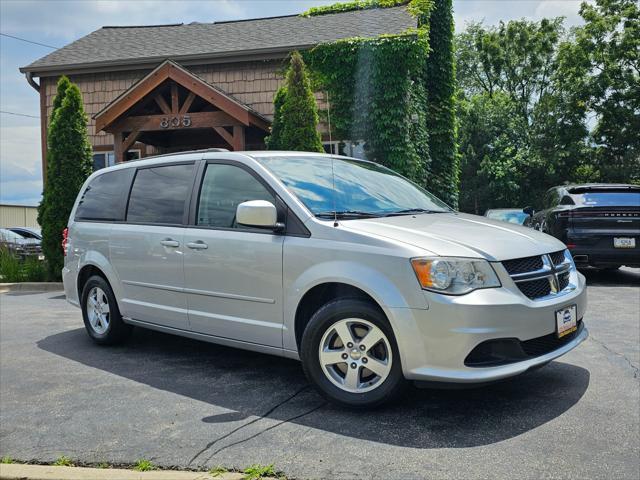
[160,115,191,128]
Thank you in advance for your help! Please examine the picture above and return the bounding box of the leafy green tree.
[265,86,287,150]
[273,51,324,152]
[457,92,531,212]
[424,0,459,207]
[558,0,639,183]
[37,77,92,279]
[455,18,595,212]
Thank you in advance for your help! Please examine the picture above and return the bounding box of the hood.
[343,212,566,261]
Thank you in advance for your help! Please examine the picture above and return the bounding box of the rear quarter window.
[75,168,135,221]
[126,163,195,225]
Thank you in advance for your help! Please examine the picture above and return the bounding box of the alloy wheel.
[318,318,392,393]
[86,286,110,335]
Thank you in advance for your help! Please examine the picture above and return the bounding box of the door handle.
[187,241,208,250]
[160,239,180,248]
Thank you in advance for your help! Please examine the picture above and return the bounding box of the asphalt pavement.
[0,268,638,479]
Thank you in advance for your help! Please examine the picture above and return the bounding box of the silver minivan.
[63,151,588,407]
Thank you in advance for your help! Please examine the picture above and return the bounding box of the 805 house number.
[160,115,191,128]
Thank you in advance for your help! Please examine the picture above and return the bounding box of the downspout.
[24,72,47,184]
[25,71,40,92]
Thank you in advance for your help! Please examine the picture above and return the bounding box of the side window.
[197,164,275,229]
[75,168,134,221]
[127,163,194,224]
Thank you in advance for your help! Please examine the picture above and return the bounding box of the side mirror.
[236,200,279,229]
[523,206,535,216]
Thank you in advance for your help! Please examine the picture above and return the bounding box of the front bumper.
[387,270,588,383]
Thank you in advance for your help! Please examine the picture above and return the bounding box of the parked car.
[0,228,43,260]
[530,184,639,269]
[63,151,587,407]
[485,208,531,225]
[7,227,42,240]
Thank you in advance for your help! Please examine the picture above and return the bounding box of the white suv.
[63,150,588,407]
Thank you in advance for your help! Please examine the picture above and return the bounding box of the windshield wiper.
[384,208,446,217]
[316,210,381,219]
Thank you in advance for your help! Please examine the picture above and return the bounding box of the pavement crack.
[589,334,639,379]
[202,401,326,462]
[188,384,311,466]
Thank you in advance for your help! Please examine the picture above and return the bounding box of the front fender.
[283,260,428,352]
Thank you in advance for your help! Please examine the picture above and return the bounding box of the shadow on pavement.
[582,267,640,287]
[38,326,589,450]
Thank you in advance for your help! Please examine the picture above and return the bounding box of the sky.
[0,0,590,206]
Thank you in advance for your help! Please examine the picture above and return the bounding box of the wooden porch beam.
[179,92,196,114]
[122,129,140,152]
[95,62,171,132]
[154,94,171,115]
[213,126,234,147]
[107,110,242,134]
[166,64,251,126]
[171,83,179,114]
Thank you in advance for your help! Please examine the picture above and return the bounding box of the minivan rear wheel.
[300,299,406,408]
[81,275,131,345]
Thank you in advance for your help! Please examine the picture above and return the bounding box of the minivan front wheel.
[81,275,131,345]
[301,299,405,407]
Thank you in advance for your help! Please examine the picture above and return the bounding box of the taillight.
[62,228,69,256]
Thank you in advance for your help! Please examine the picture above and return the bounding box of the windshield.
[256,155,451,218]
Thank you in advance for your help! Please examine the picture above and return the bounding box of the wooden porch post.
[232,125,245,151]
[113,132,124,163]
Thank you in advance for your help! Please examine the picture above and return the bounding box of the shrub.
[37,76,92,280]
[272,51,324,153]
[0,247,22,282]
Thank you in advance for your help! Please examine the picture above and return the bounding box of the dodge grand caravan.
[63,150,588,407]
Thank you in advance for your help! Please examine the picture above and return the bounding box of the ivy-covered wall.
[304,34,430,182]
[423,0,459,207]
[296,0,459,205]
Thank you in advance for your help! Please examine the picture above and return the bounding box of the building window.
[92,150,141,171]
[322,140,367,160]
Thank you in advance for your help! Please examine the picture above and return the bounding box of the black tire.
[300,298,406,408]
[81,275,131,345]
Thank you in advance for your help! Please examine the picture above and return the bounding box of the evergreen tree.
[424,0,459,207]
[265,86,287,150]
[37,76,92,279]
[273,51,324,152]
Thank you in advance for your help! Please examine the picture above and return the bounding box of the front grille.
[549,250,565,266]
[502,255,543,275]
[558,271,570,291]
[518,277,552,299]
[465,320,583,367]
[502,249,572,300]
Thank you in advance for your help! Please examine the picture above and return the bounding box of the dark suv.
[531,184,639,269]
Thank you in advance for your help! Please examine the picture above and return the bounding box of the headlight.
[411,257,501,295]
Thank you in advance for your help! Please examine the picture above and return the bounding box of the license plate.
[556,305,577,338]
[614,237,635,248]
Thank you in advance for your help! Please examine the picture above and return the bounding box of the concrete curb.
[0,282,63,293]
[0,464,247,480]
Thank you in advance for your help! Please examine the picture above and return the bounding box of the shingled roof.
[20,6,415,75]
